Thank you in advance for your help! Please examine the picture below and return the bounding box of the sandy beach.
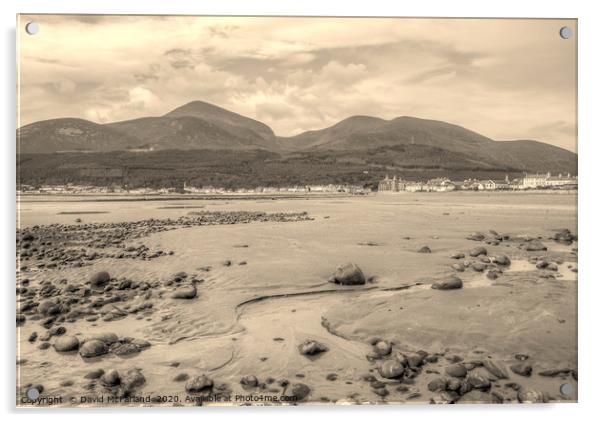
[16,192,577,406]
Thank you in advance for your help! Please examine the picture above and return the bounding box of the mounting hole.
[25,22,39,35]
[559,26,572,39]
[560,383,573,396]
[26,387,40,400]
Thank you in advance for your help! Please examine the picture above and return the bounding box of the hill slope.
[16,100,577,175]
[17,118,141,153]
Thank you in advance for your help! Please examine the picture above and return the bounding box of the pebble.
[84,369,105,379]
[417,246,432,253]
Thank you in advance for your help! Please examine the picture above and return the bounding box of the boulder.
[290,383,311,401]
[53,336,79,352]
[171,285,197,299]
[492,255,511,266]
[100,369,121,387]
[472,262,487,272]
[525,241,547,251]
[450,253,466,259]
[466,232,486,241]
[483,359,509,379]
[85,332,119,345]
[518,389,547,403]
[417,246,432,253]
[373,340,392,356]
[445,363,467,378]
[240,375,259,387]
[330,263,366,285]
[79,339,109,358]
[119,368,146,392]
[378,360,405,379]
[298,340,329,356]
[89,271,111,288]
[185,375,214,393]
[431,276,463,290]
[510,362,532,377]
[469,246,488,257]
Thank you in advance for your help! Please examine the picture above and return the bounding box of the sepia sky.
[18,15,577,151]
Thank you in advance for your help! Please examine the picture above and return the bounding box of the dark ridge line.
[234,286,380,315]
[234,282,424,316]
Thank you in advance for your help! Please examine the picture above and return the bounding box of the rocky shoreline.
[16,201,577,406]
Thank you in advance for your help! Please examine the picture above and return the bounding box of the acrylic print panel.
[16,15,577,407]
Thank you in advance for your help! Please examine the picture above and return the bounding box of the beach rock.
[84,369,105,379]
[119,368,146,392]
[427,378,448,392]
[538,368,572,377]
[483,359,509,379]
[518,389,547,403]
[53,335,79,352]
[173,373,189,382]
[185,375,214,393]
[373,341,392,356]
[240,375,259,387]
[525,241,547,251]
[290,383,311,401]
[430,391,460,404]
[417,246,432,253]
[445,363,467,378]
[85,332,119,345]
[298,340,329,356]
[79,339,109,358]
[510,362,532,377]
[451,263,465,272]
[100,369,121,387]
[431,276,463,290]
[89,271,111,288]
[330,263,366,285]
[110,342,141,356]
[467,373,491,390]
[472,262,487,272]
[171,285,197,299]
[378,360,405,379]
[487,268,503,280]
[492,255,511,266]
[457,390,497,404]
[469,246,488,257]
[553,229,576,244]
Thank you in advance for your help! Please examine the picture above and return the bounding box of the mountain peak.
[165,100,274,139]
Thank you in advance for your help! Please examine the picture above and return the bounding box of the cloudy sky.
[18,15,577,151]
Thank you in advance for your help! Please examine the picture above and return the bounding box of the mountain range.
[17,100,577,185]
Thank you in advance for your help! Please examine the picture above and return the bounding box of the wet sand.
[16,192,577,406]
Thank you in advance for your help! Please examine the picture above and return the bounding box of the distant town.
[17,172,577,196]
[378,172,577,193]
